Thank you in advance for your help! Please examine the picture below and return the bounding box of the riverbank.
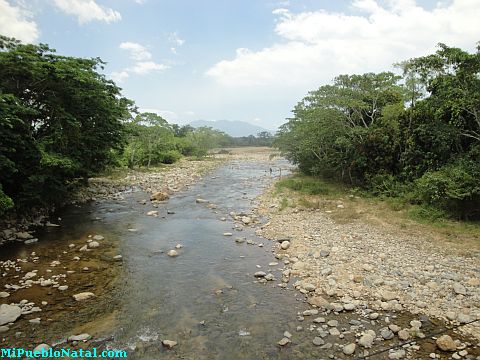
[254,173,480,357]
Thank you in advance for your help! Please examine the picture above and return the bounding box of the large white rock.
[0,304,21,326]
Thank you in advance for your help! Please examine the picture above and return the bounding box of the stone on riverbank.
[0,304,21,326]
[162,340,177,348]
[73,292,95,301]
[436,335,457,351]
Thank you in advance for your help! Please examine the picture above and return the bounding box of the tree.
[0,35,134,212]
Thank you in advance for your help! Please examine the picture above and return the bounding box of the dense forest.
[276,43,480,220]
[0,36,269,217]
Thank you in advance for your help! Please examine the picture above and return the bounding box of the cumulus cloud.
[206,0,480,87]
[52,0,121,24]
[119,42,152,61]
[110,70,129,83]
[131,61,169,74]
[111,42,169,82]
[0,0,39,43]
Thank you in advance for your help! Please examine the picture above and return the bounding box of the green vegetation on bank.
[0,35,274,218]
[276,43,480,220]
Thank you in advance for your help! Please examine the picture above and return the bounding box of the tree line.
[0,36,274,217]
[276,43,480,220]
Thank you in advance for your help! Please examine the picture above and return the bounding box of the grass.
[275,174,346,197]
[272,173,480,252]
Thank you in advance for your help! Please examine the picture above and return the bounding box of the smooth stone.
[167,250,178,257]
[33,344,50,353]
[436,335,456,351]
[58,285,68,291]
[398,329,410,341]
[254,271,267,278]
[358,333,374,348]
[73,292,95,301]
[278,337,291,346]
[0,304,21,326]
[453,283,466,295]
[388,349,406,359]
[312,337,325,346]
[88,241,100,248]
[0,292,10,298]
[92,235,104,241]
[0,326,9,333]
[162,340,177,348]
[68,334,91,342]
[280,241,290,250]
[343,343,356,355]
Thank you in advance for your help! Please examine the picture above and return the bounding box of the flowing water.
[2,159,471,359]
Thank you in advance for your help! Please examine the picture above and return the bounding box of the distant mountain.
[189,119,273,137]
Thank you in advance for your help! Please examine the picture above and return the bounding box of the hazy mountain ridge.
[189,120,273,137]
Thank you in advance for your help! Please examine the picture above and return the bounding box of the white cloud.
[207,0,480,88]
[115,42,169,80]
[0,0,39,43]
[110,70,129,83]
[119,41,152,61]
[168,31,185,54]
[52,0,121,24]
[131,61,169,74]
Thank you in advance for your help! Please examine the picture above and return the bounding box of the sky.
[0,0,479,131]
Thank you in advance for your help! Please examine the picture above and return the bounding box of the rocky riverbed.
[253,181,480,359]
[1,149,478,359]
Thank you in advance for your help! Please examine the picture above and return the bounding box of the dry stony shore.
[253,180,480,358]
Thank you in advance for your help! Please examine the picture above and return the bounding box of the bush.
[414,158,480,219]
[157,150,182,164]
[0,186,14,216]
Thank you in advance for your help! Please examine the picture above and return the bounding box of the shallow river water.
[2,159,471,359]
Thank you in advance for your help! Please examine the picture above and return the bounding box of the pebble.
[33,344,50,353]
[162,340,177,348]
[358,333,374,348]
[254,271,267,278]
[436,334,457,351]
[167,250,178,257]
[388,349,406,359]
[312,337,325,346]
[278,337,291,346]
[68,333,91,342]
[73,292,95,301]
[343,343,356,355]
[397,329,410,341]
[280,241,290,250]
[453,283,467,295]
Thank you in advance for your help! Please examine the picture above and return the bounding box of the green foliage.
[0,185,13,215]
[276,43,480,220]
[0,35,133,213]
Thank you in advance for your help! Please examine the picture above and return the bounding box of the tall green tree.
[0,35,134,212]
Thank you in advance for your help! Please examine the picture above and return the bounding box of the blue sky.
[1,0,479,130]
